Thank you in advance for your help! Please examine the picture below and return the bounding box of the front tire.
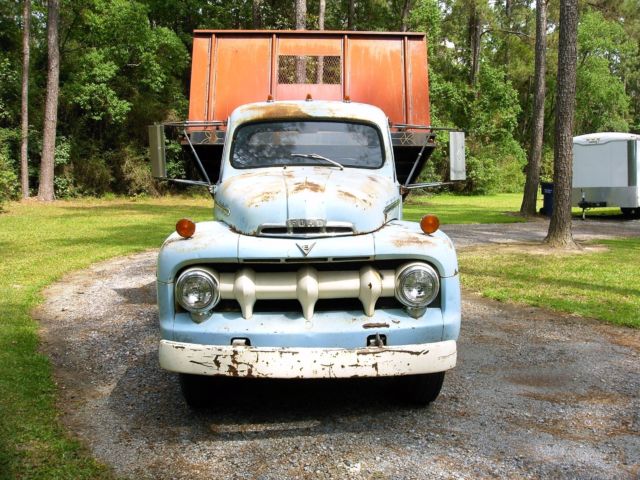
[179,373,214,408]
[400,372,446,406]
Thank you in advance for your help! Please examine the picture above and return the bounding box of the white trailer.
[572,132,640,218]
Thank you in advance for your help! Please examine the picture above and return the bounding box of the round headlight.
[395,263,439,308]
[176,268,220,313]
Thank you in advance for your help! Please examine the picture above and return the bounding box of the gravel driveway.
[36,219,640,479]
[444,215,640,248]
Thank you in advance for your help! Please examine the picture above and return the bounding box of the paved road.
[36,219,640,479]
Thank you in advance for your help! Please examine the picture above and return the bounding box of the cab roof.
[227,100,389,128]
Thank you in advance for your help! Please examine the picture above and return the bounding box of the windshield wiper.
[290,153,344,170]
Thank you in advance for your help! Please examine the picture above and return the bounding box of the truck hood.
[215,167,399,236]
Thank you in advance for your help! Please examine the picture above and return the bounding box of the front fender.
[373,221,459,277]
[156,221,240,283]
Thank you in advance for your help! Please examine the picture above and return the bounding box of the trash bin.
[540,182,553,216]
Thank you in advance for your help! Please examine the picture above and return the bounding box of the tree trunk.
[38,0,60,202]
[503,0,512,65]
[295,0,306,83]
[520,0,547,216]
[545,0,578,248]
[318,0,325,30]
[317,0,325,84]
[295,0,306,29]
[252,0,262,29]
[20,0,31,199]
[400,0,412,32]
[348,0,355,30]
[469,2,482,85]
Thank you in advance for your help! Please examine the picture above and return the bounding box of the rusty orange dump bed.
[188,30,430,126]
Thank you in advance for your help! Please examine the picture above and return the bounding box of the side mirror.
[449,131,466,181]
[148,124,166,178]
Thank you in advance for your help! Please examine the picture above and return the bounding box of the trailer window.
[231,121,385,169]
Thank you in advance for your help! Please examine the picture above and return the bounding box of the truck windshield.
[231,121,384,169]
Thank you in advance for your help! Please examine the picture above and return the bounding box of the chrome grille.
[187,260,441,319]
[257,221,355,238]
[214,265,396,320]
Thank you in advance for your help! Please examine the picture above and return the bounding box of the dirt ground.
[36,218,640,479]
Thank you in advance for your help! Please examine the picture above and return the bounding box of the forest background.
[0,0,638,202]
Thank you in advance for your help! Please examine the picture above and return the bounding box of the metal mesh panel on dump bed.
[278,55,341,85]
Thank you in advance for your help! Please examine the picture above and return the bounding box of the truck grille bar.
[257,221,355,237]
[216,266,396,320]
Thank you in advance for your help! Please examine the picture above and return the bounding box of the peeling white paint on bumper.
[159,340,457,378]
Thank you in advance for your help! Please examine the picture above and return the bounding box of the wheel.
[179,373,214,408]
[399,372,446,406]
[621,207,640,219]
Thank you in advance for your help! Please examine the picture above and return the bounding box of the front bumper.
[159,339,457,378]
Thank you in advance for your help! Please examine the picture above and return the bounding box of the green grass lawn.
[404,192,528,224]
[459,238,640,328]
[0,193,637,478]
[0,196,210,479]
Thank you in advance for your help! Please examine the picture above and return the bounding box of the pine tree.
[520,0,547,216]
[38,0,60,201]
[545,0,578,247]
[20,0,31,199]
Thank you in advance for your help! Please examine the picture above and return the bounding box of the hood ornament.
[296,242,316,256]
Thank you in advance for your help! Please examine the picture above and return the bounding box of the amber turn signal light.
[420,214,440,235]
[176,218,196,238]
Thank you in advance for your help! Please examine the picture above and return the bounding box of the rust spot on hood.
[391,233,434,248]
[290,180,325,194]
[220,173,285,208]
[241,103,313,121]
[246,189,280,207]
[338,189,373,208]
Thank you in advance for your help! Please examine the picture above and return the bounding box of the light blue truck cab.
[153,99,462,406]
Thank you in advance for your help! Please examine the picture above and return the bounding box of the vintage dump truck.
[149,30,466,407]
